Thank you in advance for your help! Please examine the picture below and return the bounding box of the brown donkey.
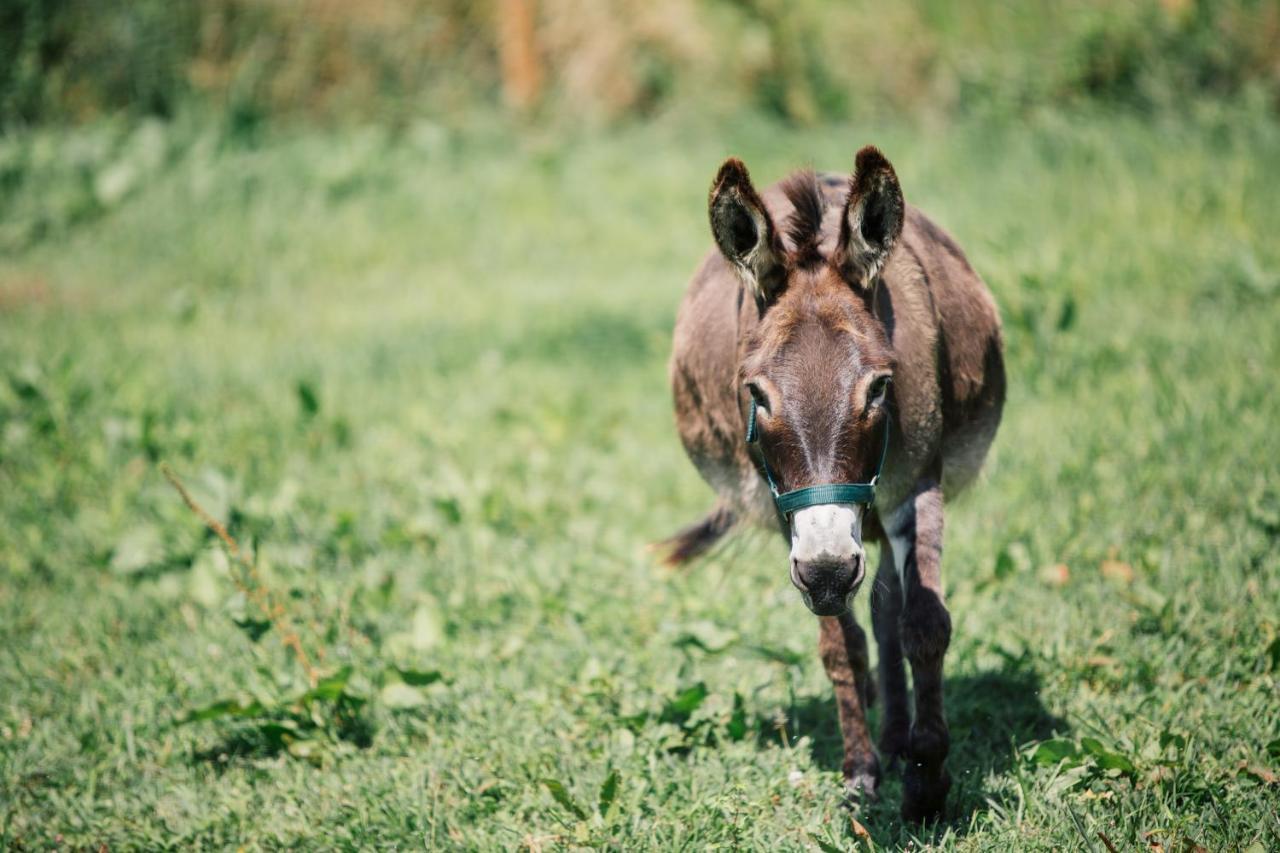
[662,146,1005,821]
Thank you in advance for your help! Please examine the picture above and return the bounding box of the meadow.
[1,101,1278,849]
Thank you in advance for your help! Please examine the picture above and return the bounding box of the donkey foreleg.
[887,478,952,822]
[870,543,910,767]
[818,611,879,799]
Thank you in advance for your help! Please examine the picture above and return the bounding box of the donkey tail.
[651,502,737,566]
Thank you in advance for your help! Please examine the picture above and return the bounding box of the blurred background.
[4,0,1279,249]
[4,0,1280,126]
[5,0,1280,127]
[2,1,1278,849]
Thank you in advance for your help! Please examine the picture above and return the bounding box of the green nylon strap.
[745,402,780,495]
[745,389,892,514]
[775,482,876,513]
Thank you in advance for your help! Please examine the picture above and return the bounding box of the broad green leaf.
[256,720,301,747]
[8,368,45,403]
[396,667,444,687]
[433,497,463,525]
[660,683,708,724]
[994,541,1030,580]
[177,698,265,724]
[598,769,620,816]
[303,666,352,703]
[726,692,748,741]
[1081,737,1137,775]
[1078,736,1107,756]
[993,547,1016,580]
[542,778,587,821]
[1056,294,1077,330]
[750,645,806,666]
[232,615,272,642]
[296,380,320,416]
[1031,738,1079,766]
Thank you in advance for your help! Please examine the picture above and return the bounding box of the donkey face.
[709,148,905,616]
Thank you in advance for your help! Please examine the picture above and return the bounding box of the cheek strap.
[745,398,891,515]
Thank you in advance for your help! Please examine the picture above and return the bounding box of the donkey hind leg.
[887,478,952,822]
[818,612,879,800]
[871,542,910,769]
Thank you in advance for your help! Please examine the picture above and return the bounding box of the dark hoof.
[842,770,880,805]
[901,762,950,823]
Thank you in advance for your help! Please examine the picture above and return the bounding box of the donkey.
[661,146,1005,821]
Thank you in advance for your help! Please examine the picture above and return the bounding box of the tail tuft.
[651,503,736,566]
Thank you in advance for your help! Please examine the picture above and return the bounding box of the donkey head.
[709,147,904,616]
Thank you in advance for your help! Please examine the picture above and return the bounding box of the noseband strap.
[745,391,891,515]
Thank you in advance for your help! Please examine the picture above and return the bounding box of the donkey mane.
[779,169,827,269]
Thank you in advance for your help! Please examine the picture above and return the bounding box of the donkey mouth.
[791,558,862,616]
[798,587,858,616]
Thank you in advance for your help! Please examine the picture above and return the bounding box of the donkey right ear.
[709,158,785,303]
[834,146,904,290]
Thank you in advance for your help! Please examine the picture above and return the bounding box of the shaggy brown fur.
[779,170,826,269]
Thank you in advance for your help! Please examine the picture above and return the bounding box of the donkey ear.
[835,146,905,289]
[709,158,785,303]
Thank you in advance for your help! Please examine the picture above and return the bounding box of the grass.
[1,103,1278,849]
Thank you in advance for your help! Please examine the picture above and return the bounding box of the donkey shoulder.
[896,206,1005,492]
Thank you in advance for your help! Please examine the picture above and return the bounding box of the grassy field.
[2,103,1279,849]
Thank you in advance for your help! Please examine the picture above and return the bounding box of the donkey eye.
[867,376,891,407]
[746,382,770,412]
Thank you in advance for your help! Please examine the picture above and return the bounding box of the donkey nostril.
[793,556,862,597]
[790,558,810,592]
[851,553,866,586]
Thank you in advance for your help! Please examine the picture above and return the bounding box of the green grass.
[2,104,1279,850]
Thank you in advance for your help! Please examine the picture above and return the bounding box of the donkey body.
[664,148,1004,820]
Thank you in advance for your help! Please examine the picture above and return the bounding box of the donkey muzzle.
[791,553,865,615]
[788,503,866,614]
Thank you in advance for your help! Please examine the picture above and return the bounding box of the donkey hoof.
[843,770,880,805]
[901,763,951,823]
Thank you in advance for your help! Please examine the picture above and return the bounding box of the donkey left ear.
[835,146,905,290]
[708,158,786,304]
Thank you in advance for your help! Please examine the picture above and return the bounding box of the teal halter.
[745,388,891,516]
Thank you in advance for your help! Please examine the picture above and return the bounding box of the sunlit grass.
[1,104,1278,849]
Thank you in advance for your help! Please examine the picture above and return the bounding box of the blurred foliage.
[2,0,1279,129]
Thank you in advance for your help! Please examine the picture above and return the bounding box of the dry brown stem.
[160,463,319,687]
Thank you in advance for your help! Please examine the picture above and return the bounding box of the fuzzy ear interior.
[708,158,785,303]
[835,146,905,289]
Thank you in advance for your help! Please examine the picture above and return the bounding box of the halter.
[745,385,892,516]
